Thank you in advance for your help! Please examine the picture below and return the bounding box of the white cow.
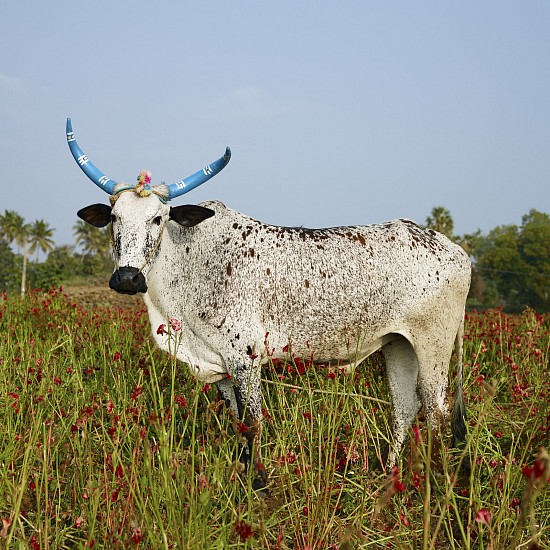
[68,119,471,487]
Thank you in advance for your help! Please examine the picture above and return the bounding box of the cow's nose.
[109,267,148,294]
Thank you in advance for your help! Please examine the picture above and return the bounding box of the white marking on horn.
[174,180,187,190]
[98,176,111,186]
[77,155,89,166]
[67,132,75,142]
[203,165,213,176]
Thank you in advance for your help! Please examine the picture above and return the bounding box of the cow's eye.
[153,216,162,226]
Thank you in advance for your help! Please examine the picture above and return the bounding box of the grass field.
[0,288,548,549]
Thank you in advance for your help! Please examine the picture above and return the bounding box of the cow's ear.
[169,205,215,227]
[77,204,112,228]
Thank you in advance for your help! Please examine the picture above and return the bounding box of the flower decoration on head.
[135,170,153,197]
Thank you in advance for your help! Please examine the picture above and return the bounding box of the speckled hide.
[109,193,471,471]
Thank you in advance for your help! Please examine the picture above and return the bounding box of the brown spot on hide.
[226,262,232,276]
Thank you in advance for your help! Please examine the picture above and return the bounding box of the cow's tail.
[451,312,467,448]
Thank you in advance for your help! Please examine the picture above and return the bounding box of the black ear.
[77,204,112,228]
[169,205,215,227]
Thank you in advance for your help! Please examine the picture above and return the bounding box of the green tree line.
[425,206,550,312]
[1,207,549,312]
[0,210,111,296]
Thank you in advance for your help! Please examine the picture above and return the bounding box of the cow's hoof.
[252,476,269,495]
[252,463,269,494]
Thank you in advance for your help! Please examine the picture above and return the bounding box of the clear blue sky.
[1,1,549,247]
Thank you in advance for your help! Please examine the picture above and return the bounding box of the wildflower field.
[0,289,549,549]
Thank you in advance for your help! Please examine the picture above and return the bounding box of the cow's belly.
[260,321,403,369]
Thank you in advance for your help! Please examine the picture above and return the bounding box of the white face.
[110,192,171,274]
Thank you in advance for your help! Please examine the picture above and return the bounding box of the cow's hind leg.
[382,335,421,469]
[415,342,454,470]
[216,364,267,490]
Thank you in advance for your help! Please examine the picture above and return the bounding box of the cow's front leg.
[216,364,267,490]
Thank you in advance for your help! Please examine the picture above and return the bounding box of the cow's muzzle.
[109,267,148,294]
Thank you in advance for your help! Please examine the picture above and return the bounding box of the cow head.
[68,118,229,294]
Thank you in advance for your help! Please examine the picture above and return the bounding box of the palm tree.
[29,219,56,262]
[425,206,455,239]
[0,210,27,252]
[0,210,16,243]
[20,231,30,297]
[0,210,32,296]
[73,220,111,257]
[12,217,31,297]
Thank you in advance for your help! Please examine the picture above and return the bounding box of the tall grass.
[0,289,548,548]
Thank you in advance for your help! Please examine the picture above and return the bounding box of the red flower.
[475,508,491,525]
[201,384,212,393]
[75,516,85,528]
[412,470,424,488]
[413,425,420,446]
[391,466,405,493]
[533,459,546,479]
[131,526,143,544]
[113,351,121,361]
[1,518,11,538]
[296,360,306,375]
[131,386,143,400]
[169,318,181,332]
[286,451,297,464]
[156,324,168,335]
[236,422,249,433]
[393,479,405,493]
[234,521,254,542]
[175,395,187,408]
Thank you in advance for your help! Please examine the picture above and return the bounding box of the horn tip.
[224,146,231,161]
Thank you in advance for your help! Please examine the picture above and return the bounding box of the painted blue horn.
[166,147,231,200]
[66,118,118,194]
